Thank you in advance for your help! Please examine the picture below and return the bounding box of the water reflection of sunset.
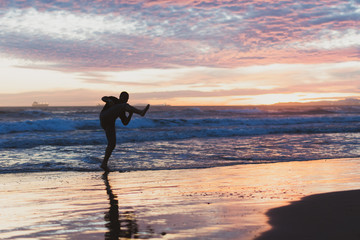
[1,1,359,106]
[1,158,359,239]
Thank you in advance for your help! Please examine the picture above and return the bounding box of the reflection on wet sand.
[102,172,140,239]
[1,159,360,239]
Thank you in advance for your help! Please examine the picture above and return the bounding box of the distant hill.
[273,98,360,106]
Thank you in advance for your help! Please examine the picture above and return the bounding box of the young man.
[100,91,150,171]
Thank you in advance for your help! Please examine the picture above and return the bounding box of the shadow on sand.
[256,189,360,240]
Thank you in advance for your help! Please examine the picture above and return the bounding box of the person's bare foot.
[141,104,150,116]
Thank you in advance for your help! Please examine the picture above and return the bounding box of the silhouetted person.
[100,91,150,171]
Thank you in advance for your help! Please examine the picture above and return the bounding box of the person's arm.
[120,111,133,126]
[102,96,116,104]
[101,96,120,109]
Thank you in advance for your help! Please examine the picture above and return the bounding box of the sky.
[0,0,359,106]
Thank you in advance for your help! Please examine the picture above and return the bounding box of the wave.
[0,109,51,121]
[2,152,359,174]
[0,160,103,174]
[1,114,360,134]
[213,108,264,114]
[0,118,97,134]
[1,114,360,149]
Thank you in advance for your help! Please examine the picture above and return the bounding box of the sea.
[1,105,360,173]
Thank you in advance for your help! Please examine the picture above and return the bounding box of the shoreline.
[1,158,360,239]
[1,156,359,175]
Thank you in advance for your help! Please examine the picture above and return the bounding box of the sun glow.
[0,1,360,106]
[236,93,356,106]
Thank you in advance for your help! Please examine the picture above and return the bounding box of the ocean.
[1,105,360,173]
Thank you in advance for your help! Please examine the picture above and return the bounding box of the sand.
[1,158,360,239]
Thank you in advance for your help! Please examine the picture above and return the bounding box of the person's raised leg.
[141,104,150,116]
[125,104,150,116]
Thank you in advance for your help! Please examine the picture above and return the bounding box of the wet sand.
[1,158,360,239]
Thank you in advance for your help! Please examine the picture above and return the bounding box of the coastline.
[1,158,360,239]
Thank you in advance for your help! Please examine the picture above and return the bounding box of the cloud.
[297,29,360,50]
[0,87,285,106]
[0,1,359,72]
[1,73,359,106]
[78,72,157,86]
[0,89,104,106]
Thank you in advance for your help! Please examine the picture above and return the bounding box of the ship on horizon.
[32,101,49,107]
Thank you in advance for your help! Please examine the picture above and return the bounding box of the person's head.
[119,91,129,103]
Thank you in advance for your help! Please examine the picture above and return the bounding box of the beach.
[1,158,360,239]
[1,105,360,239]
[1,0,360,238]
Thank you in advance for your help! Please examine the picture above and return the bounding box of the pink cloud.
[0,0,358,71]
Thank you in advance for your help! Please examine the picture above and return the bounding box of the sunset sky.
[0,0,359,106]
